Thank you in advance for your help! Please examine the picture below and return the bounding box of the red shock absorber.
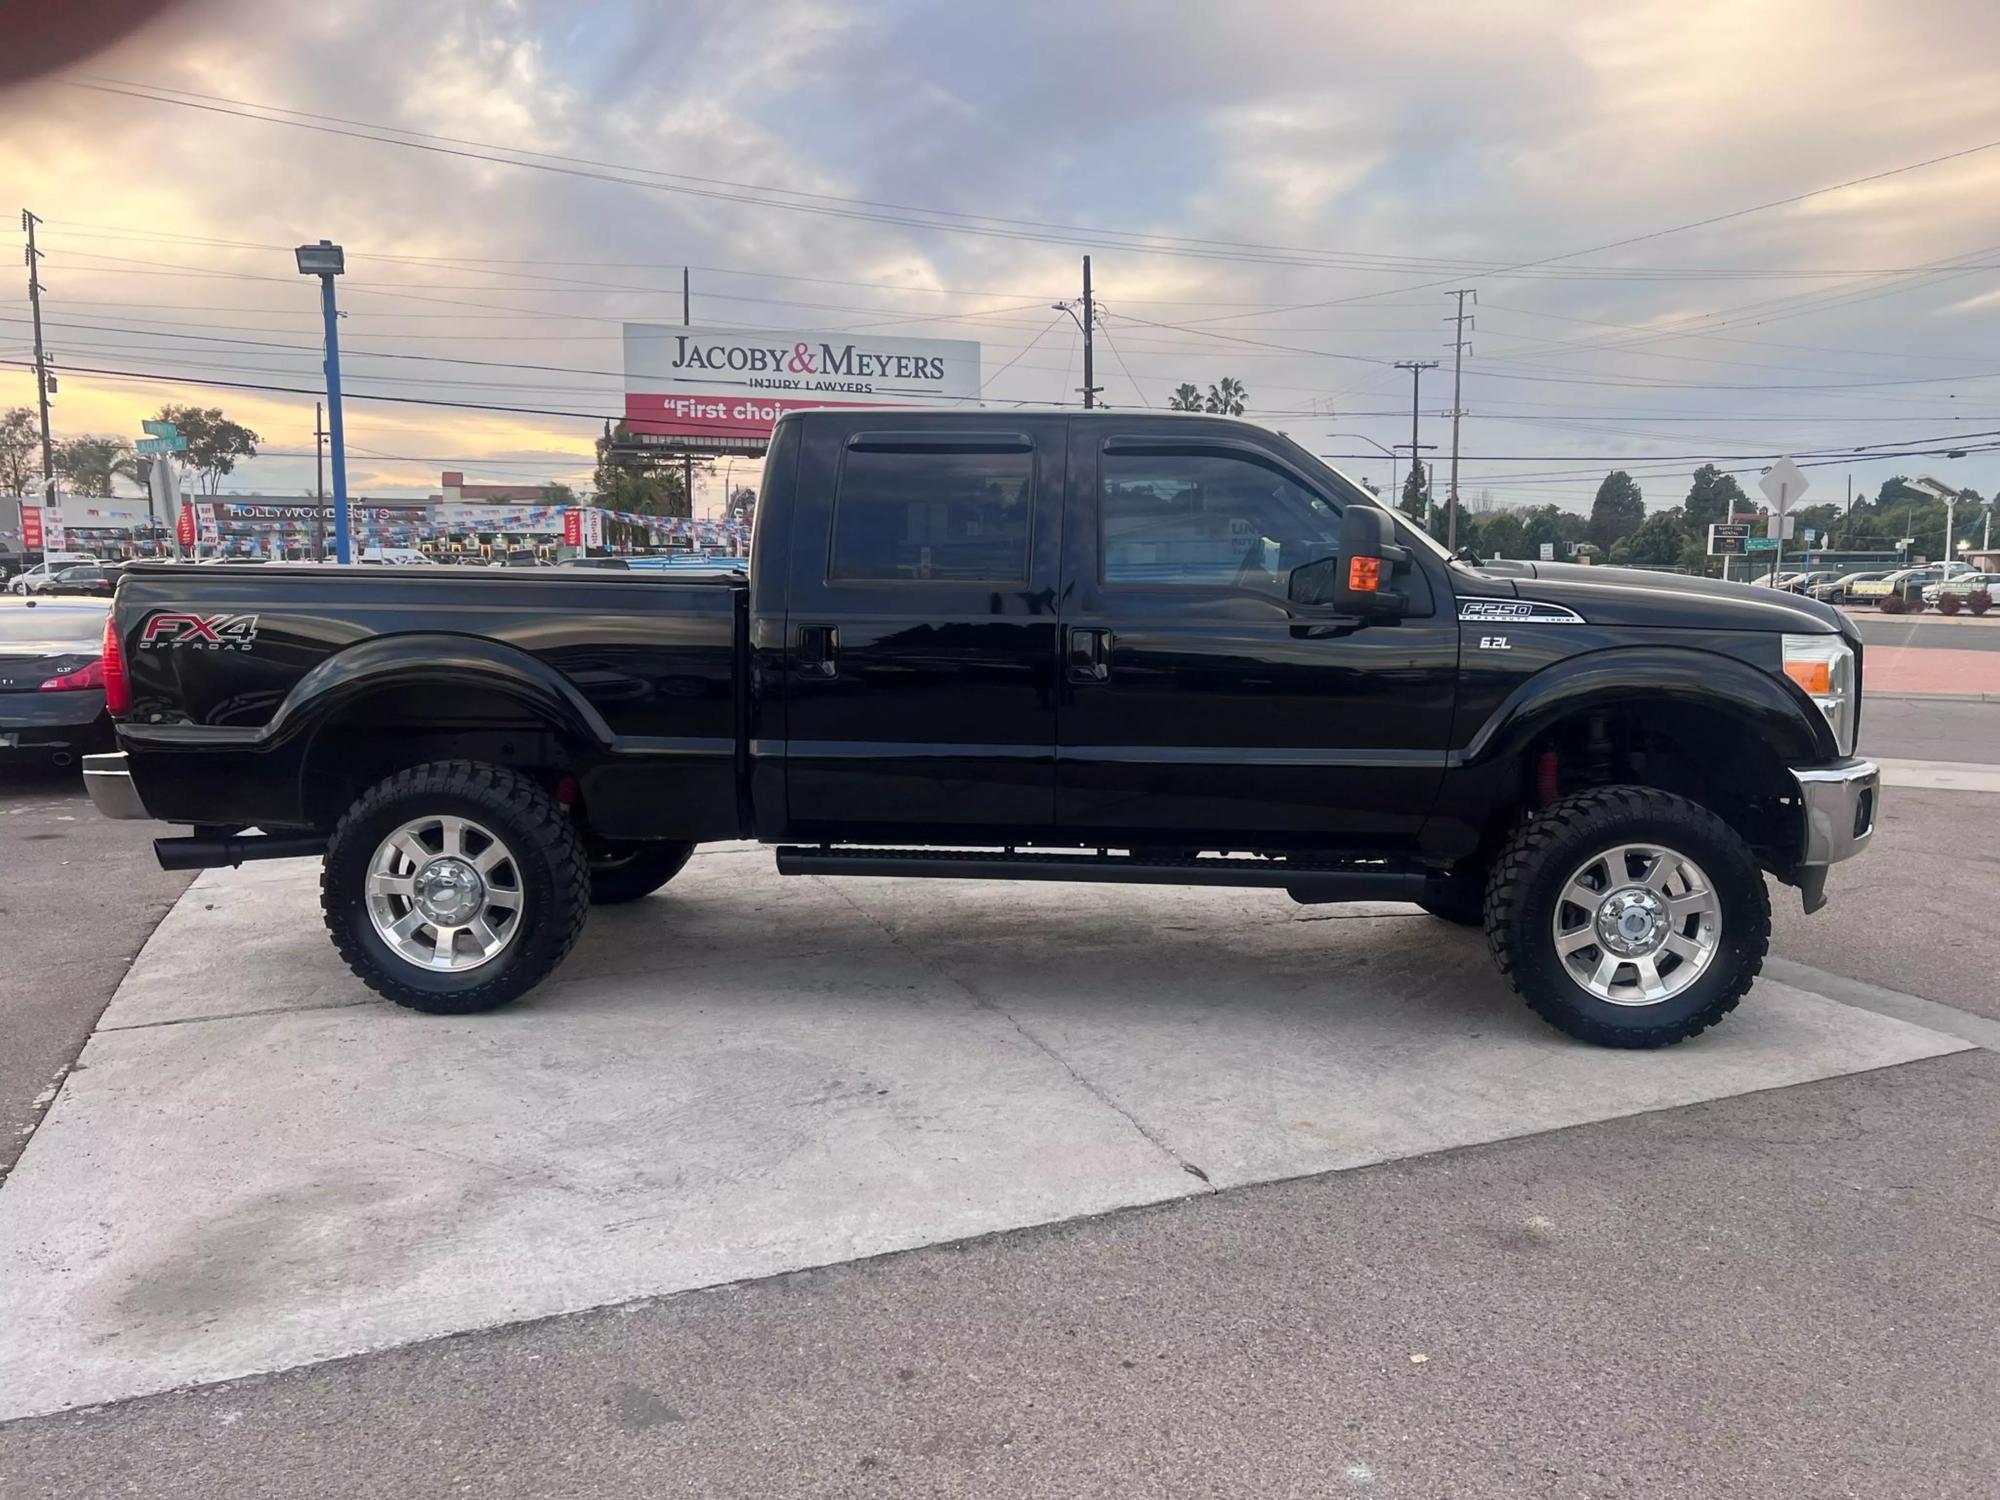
[1536,748,1560,807]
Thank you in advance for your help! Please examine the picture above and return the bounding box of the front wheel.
[1483,786,1769,1048]
[322,760,588,1014]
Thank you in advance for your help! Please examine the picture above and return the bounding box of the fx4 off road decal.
[1457,598,1585,625]
[138,613,261,651]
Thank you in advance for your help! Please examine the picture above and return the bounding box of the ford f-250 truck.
[84,410,1877,1047]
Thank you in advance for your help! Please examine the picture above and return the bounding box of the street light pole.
[296,241,350,563]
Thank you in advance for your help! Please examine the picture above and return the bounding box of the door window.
[829,446,1033,583]
[1100,449,1340,597]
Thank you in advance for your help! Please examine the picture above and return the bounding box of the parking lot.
[2,695,1997,1496]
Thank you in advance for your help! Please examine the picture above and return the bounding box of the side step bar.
[774,846,1428,905]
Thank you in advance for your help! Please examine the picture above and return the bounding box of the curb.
[1864,691,2000,704]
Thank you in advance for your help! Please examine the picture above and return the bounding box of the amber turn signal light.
[1783,659,1831,696]
[1347,556,1382,592]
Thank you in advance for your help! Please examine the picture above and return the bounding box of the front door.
[782,414,1067,842]
[1055,422,1459,850]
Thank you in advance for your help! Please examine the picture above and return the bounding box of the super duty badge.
[1458,599,1585,625]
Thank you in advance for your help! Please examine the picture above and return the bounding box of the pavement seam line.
[96,996,388,1033]
[1762,956,2000,1052]
[820,881,1218,1191]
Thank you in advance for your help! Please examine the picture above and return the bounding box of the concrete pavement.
[0,847,1969,1422]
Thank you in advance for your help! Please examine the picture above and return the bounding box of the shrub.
[1938,592,1962,615]
[1878,593,1908,614]
[1970,589,1993,616]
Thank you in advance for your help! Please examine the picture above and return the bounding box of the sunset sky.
[3,0,1998,513]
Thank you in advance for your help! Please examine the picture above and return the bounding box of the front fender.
[1461,644,1836,770]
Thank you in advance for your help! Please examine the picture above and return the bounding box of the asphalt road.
[0,766,195,1180]
[1854,614,2000,652]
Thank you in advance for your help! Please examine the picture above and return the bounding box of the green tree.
[592,421,690,518]
[157,405,259,493]
[1480,511,1527,559]
[0,406,37,495]
[1203,377,1247,415]
[1399,458,1428,525]
[1623,507,1690,565]
[54,436,134,497]
[1682,463,1747,532]
[541,481,579,507]
[1167,383,1203,412]
[1588,471,1646,550]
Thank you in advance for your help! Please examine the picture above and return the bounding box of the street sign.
[1538,542,1555,561]
[1746,537,1780,552]
[1766,513,1796,540]
[1759,458,1809,513]
[137,435,189,455]
[1707,522,1749,555]
[141,419,180,439]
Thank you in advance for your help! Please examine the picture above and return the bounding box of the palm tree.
[1203,377,1247,416]
[1168,382,1203,412]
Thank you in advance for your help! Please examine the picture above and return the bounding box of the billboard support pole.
[681,268,695,529]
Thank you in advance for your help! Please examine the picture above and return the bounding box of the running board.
[773,846,1427,905]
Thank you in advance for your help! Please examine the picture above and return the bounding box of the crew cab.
[84,411,1878,1047]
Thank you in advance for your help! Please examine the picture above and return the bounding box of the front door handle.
[1067,626,1112,684]
[798,624,839,679]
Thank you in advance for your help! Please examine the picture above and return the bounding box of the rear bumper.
[82,751,152,820]
[1791,757,1878,912]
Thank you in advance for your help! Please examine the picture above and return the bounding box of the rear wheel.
[1484,786,1769,1048]
[588,840,695,905]
[322,760,588,1014]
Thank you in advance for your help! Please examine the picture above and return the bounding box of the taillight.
[101,615,131,716]
[39,659,106,692]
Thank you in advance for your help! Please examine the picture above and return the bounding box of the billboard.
[624,324,981,443]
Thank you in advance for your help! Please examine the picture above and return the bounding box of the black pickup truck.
[84,410,1877,1047]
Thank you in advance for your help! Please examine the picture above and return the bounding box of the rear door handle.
[798,624,839,679]
[1066,626,1111,684]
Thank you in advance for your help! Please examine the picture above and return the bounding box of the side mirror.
[1298,503,1407,617]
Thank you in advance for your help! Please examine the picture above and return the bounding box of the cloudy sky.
[2,0,1998,516]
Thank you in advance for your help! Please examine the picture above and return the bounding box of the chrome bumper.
[1791,758,1878,913]
[82,751,152,821]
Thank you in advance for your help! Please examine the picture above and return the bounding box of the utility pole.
[1394,360,1439,528]
[682,267,695,524]
[314,401,327,562]
[21,210,55,513]
[1080,256,1098,409]
[1443,289,1475,551]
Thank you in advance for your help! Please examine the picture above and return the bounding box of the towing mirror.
[1303,503,1406,617]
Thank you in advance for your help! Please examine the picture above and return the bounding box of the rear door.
[1054,420,1459,850]
[780,413,1066,841]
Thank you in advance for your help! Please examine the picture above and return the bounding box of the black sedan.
[0,596,113,767]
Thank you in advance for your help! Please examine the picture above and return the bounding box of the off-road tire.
[1417,871,1485,926]
[1483,785,1769,1048]
[588,840,695,904]
[322,760,588,1014]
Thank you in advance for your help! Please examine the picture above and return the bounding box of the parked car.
[6,551,98,594]
[42,562,126,598]
[1778,570,1840,595]
[1809,570,1891,606]
[1851,566,1945,604]
[567,555,631,570]
[85,409,1876,1049]
[0,596,114,766]
[1920,571,2000,604]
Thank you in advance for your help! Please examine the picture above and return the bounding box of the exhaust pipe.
[154,832,329,871]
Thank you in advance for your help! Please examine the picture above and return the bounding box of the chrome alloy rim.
[365,814,524,972]
[1550,843,1721,1006]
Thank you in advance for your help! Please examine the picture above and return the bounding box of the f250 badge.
[138,613,260,651]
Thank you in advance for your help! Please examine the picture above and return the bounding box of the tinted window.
[1101,449,1341,595]
[830,446,1032,582]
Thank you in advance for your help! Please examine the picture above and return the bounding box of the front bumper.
[1791,757,1879,912]
[82,750,152,820]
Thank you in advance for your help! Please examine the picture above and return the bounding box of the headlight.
[1782,633,1857,756]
